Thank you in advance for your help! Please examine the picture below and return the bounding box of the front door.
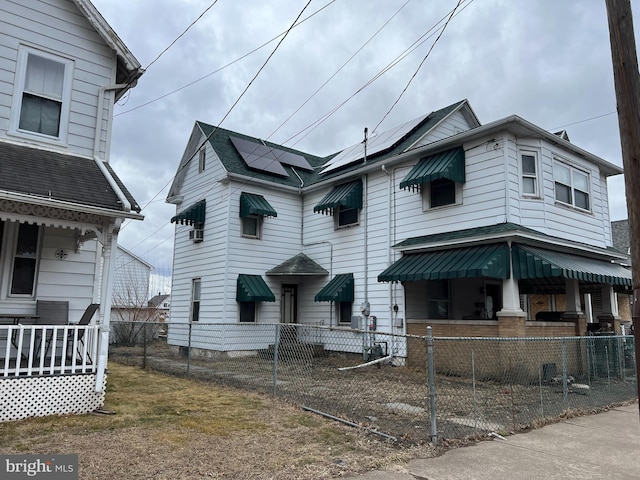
[281,284,298,324]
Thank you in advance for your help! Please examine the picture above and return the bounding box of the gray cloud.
[92,0,634,283]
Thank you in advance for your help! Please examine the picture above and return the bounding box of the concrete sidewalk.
[344,403,640,480]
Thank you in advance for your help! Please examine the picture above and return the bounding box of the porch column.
[95,222,120,392]
[597,285,620,334]
[563,278,587,336]
[497,255,526,337]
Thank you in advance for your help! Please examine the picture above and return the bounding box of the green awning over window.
[240,192,277,218]
[399,147,465,191]
[378,243,510,282]
[313,180,362,215]
[171,199,206,226]
[512,245,632,286]
[236,274,276,302]
[315,273,354,302]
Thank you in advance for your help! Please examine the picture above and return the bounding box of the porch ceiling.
[512,244,632,287]
[378,243,510,282]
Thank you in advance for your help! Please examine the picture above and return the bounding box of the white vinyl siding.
[0,0,118,158]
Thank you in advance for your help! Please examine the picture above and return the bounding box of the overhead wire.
[115,1,337,117]
[372,0,464,134]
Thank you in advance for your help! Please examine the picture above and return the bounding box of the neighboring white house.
[166,99,630,358]
[111,246,153,322]
[0,0,143,421]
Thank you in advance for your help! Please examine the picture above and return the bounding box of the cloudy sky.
[90,0,634,291]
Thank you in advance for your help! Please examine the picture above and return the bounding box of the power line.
[114,1,336,117]
[372,0,464,134]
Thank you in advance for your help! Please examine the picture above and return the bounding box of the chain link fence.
[109,321,637,444]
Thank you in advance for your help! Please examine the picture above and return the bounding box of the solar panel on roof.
[320,113,429,174]
[230,136,288,176]
[273,149,314,171]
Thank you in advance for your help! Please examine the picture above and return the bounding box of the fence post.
[273,323,281,396]
[562,338,568,408]
[187,322,192,376]
[142,322,147,370]
[426,326,437,445]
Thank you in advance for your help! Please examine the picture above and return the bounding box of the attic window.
[198,148,206,173]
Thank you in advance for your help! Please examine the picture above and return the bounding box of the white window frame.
[421,180,463,210]
[190,278,201,322]
[10,46,74,144]
[520,150,539,197]
[198,148,206,173]
[241,215,261,239]
[335,205,359,229]
[553,159,591,212]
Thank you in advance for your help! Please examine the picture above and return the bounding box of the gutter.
[94,83,134,214]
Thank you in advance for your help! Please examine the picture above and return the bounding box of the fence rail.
[109,321,637,444]
[1,324,98,377]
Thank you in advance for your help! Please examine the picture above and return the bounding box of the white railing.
[0,324,99,377]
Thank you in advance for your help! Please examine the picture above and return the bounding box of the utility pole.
[605,0,640,411]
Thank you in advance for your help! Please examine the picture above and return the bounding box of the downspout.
[381,165,393,330]
[94,84,133,212]
[503,131,510,224]
[95,219,121,392]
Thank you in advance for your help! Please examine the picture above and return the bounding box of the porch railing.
[0,324,99,377]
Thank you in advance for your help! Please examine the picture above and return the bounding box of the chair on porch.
[34,300,69,358]
[67,303,99,363]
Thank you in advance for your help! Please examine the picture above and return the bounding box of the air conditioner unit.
[189,228,204,242]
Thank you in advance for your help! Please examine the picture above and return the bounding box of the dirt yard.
[0,363,437,479]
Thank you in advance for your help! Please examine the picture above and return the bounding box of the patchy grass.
[0,363,435,479]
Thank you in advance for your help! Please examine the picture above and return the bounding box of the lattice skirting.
[0,374,106,422]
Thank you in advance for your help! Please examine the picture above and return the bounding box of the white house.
[166,99,630,359]
[0,0,143,421]
[111,246,153,322]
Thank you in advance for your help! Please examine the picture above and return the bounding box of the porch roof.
[236,274,275,302]
[266,253,328,276]
[512,244,632,287]
[378,243,510,282]
[315,273,354,302]
[240,192,277,218]
[0,141,141,214]
[399,147,465,190]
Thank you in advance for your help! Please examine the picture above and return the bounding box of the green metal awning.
[236,274,276,302]
[240,192,277,218]
[171,199,206,226]
[399,147,465,191]
[313,180,362,215]
[315,273,354,302]
[512,245,632,286]
[378,243,510,282]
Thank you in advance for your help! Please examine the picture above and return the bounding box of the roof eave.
[0,190,144,221]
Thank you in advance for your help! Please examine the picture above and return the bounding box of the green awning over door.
[315,273,354,302]
[399,147,465,190]
[512,245,632,286]
[313,180,362,215]
[240,192,277,217]
[378,243,510,282]
[236,274,276,302]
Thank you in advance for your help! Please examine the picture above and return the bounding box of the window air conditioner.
[189,229,204,242]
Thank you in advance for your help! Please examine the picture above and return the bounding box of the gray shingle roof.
[0,141,140,213]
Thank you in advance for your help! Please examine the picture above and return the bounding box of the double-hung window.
[521,151,538,196]
[0,221,42,297]
[12,47,73,141]
[191,279,201,322]
[554,161,590,211]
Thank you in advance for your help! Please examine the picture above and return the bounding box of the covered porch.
[379,230,632,338]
